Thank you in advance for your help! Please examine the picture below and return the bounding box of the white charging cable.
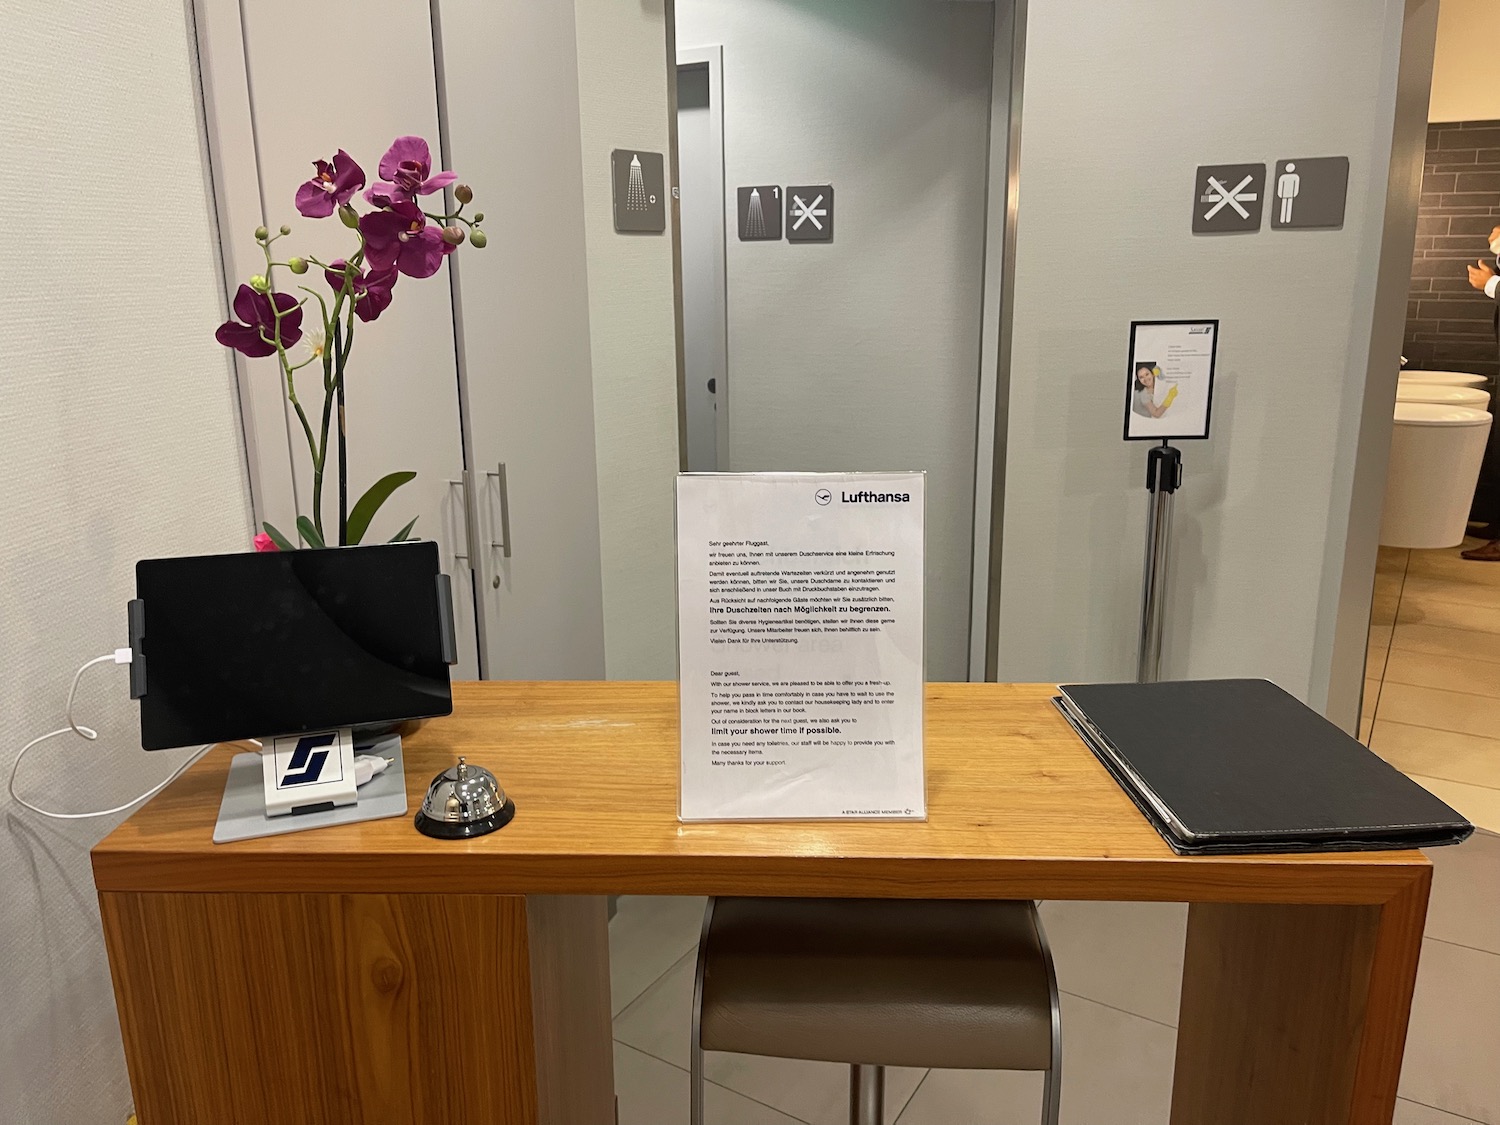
[8,650,211,820]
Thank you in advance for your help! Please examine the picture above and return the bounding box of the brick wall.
[1406,120,1500,380]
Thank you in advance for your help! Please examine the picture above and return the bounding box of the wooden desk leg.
[525,895,616,1125]
[1170,876,1430,1125]
[101,891,616,1125]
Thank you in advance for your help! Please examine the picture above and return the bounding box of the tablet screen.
[134,542,452,750]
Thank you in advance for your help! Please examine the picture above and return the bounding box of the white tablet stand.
[260,728,359,817]
[127,567,459,824]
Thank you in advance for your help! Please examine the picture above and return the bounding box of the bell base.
[414,796,516,840]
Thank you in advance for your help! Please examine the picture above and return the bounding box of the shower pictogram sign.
[627,155,648,210]
[786,185,834,242]
[737,185,782,241]
[611,149,666,233]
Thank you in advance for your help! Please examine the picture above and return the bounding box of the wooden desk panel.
[93,682,1432,1125]
[100,891,540,1125]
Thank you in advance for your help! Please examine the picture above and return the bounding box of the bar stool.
[690,897,1062,1125]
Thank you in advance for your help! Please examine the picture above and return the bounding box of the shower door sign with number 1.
[737,185,782,241]
[675,472,927,821]
[1124,319,1219,441]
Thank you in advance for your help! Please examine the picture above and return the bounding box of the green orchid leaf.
[261,521,296,551]
[347,471,417,545]
[296,516,325,549]
[389,516,419,543]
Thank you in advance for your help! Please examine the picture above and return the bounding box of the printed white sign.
[1124,320,1219,441]
[676,473,926,821]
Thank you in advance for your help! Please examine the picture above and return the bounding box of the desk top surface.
[92,681,1429,903]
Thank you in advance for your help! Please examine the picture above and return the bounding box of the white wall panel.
[573,0,682,680]
[0,1,252,1120]
[236,0,479,677]
[438,0,607,678]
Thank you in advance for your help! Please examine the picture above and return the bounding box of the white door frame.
[968,0,1025,681]
[676,44,730,470]
[681,16,1016,682]
[188,0,300,536]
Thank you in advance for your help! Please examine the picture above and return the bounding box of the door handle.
[447,474,482,572]
[485,463,513,559]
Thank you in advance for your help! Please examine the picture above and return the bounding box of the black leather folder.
[1055,678,1472,855]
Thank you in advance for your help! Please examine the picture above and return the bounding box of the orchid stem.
[259,235,325,536]
[422,210,474,229]
[336,296,357,545]
[253,220,371,547]
[312,353,336,539]
[272,339,320,514]
[312,283,349,538]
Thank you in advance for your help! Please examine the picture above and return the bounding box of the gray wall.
[0,1,253,1120]
[996,0,1431,719]
[674,0,995,681]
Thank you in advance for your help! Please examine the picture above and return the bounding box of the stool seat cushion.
[698,898,1054,1070]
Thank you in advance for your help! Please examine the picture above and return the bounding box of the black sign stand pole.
[1138,440,1182,683]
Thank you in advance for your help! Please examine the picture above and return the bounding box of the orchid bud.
[454,183,474,205]
[473,212,485,222]
[279,224,292,236]
[441,225,465,246]
[288,257,309,274]
[249,274,271,293]
[469,229,488,249]
[338,204,359,229]
[254,225,269,242]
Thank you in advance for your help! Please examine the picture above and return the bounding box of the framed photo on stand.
[1124,320,1219,442]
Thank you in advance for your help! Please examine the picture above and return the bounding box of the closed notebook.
[1055,678,1472,855]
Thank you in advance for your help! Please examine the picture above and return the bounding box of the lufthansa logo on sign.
[280,733,335,786]
[815,489,832,505]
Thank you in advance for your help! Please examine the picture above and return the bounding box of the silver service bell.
[414,756,516,839]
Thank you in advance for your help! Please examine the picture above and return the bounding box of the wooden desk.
[94,681,1431,1125]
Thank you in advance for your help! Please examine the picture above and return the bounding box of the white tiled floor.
[1364,539,1500,834]
[609,832,1500,1124]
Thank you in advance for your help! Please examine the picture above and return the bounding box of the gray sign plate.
[737,185,782,241]
[1270,157,1349,230]
[612,149,666,233]
[786,185,834,241]
[1193,163,1266,234]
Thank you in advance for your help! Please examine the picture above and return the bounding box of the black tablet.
[131,541,455,750]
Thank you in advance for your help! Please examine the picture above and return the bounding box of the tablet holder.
[260,728,359,817]
[126,568,459,821]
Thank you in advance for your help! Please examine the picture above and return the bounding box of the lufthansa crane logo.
[280,733,335,786]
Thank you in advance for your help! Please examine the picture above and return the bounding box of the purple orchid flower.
[364,182,402,209]
[294,149,365,218]
[324,259,398,323]
[363,135,456,206]
[359,201,453,279]
[215,284,303,357]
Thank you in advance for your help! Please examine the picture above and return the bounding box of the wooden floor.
[1364,537,1500,832]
